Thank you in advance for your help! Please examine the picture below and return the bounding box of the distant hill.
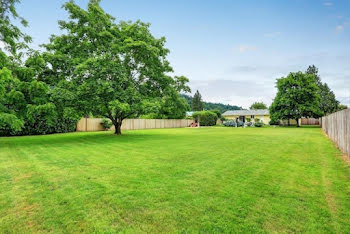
[181,94,242,113]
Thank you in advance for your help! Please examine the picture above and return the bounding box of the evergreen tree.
[192,90,204,111]
[306,65,339,115]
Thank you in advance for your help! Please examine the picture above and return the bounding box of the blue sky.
[16,0,350,108]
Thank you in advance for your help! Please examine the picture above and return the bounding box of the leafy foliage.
[254,122,263,127]
[0,62,80,136]
[193,111,218,126]
[210,109,221,118]
[337,104,348,111]
[0,0,32,55]
[43,0,189,134]
[250,102,267,110]
[101,118,113,130]
[306,65,339,115]
[223,120,237,127]
[0,112,23,135]
[270,72,322,127]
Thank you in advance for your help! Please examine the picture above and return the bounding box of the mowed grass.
[0,127,349,233]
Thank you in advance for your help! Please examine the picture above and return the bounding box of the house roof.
[222,109,269,116]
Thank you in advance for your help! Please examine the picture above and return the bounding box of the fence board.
[76,118,194,132]
[301,118,320,125]
[322,109,350,158]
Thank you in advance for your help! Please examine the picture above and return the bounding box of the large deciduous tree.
[192,90,204,111]
[270,72,322,127]
[250,102,267,110]
[43,0,189,134]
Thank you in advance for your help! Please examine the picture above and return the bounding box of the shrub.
[254,122,263,127]
[254,118,260,123]
[23,103,58,135]
[245,122,252,127]
[54,108,81,133]
[210,109,221,118]
[246,117,251,122]
[0,113,24,136]
[101,118,113,130]
[223,120,237,127]
[193,111,218,126]
[269,117,280,125]
[236,119,244,127]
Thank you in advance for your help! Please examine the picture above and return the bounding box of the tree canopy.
[0,0,31,56]
[43,0,190,134]
[270,72,322,126]
[250,102,267,110]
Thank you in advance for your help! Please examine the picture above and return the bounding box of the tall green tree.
[270,72,322,127]
[306,65,339,115]
[43,0,189,134]
[250,102,267,110]
[192,90,204,111]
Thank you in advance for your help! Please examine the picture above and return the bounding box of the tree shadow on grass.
[0,129,187,146]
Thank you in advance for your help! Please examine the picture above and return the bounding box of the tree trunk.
[114,120,122,135]
[296,119,300,127]
[288,119,290,126]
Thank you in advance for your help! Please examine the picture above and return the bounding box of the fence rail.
[322,109,350,158]
[76,118,194,132]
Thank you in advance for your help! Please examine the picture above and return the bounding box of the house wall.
[224,115,270,125]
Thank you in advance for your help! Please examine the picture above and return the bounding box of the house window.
[251,115,254,119]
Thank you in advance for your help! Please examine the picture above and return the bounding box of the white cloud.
[336,25,344,33]
[238,45,258,53]
[323,2,333,6]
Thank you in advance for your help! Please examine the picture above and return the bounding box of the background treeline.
[181,94,242,113]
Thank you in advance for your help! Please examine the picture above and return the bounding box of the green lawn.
[0,127,349,233]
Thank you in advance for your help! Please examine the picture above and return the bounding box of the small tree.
[250,102,267,110]
[192,111,217,126]
[192,90,204,111]
[270,72,322,127]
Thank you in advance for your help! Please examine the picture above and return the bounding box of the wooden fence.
[301,118,320,125]
[322,109,350,158]
[76,118,194,132]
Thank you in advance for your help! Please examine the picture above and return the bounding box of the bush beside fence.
[322,109,350,158]
[77,118,194,132]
